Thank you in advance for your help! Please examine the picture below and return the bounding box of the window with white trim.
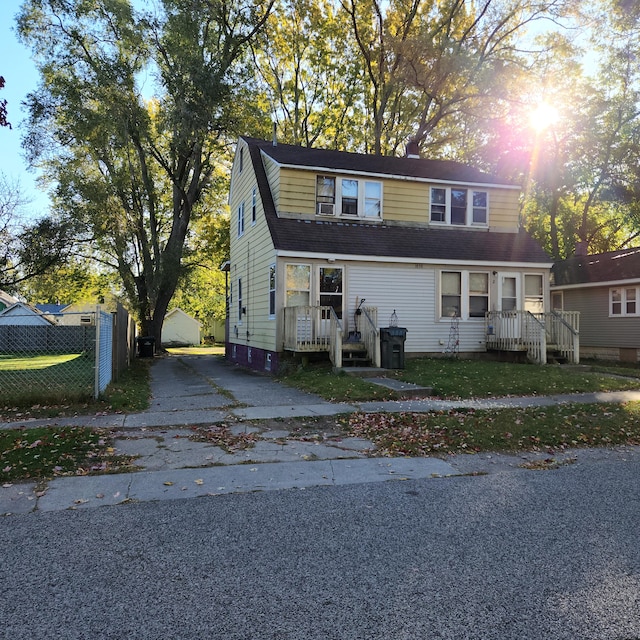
[285,264,310,306]
[237,201,245,237]
[251,188,257,225]
[441,270,489,320]
[524,274,544,313]
[316,175,382,219]
[237,278,243,322]
[611,286,639,316]
[430,187,488,226]
[268,264,276,317]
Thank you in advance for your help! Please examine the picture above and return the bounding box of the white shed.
[162,308,201,346]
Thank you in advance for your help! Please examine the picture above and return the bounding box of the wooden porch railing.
[283,305,332,352]
[486,310,579,364]
[329,307,343,368]
[284,305,380,367]
[361,306,380,368]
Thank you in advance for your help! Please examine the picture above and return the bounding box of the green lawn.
[346,403,640,457]
[0,352,95,405]
[0,426,137,483]
[281,358,640,402]
[0,354,151,419]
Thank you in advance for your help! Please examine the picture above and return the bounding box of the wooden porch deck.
[486,310,580,364]
[283,307,580,366]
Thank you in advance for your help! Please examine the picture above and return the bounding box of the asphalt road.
[2,455,640,640]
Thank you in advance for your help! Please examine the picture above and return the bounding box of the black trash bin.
[137,336,155,358]
[380,327,407,369]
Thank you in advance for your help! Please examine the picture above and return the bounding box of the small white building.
[162,308,201,346]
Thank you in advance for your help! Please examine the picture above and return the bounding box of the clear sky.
[0,0,50,219]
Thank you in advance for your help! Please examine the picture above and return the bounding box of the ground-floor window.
[611,286,639,316]
[286,264,310,306]
[268,264,276,317]
[524,274,544,313]
[441,270,489,320]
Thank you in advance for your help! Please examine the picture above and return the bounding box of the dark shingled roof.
[242,136,516,186]
[552,248,640,286]
[244,137,550,265]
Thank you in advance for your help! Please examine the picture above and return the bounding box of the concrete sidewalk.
[2,354,640,515]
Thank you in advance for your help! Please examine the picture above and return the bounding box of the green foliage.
[19,259,120,306]
[253,0,366,149]
[17,0,274,339]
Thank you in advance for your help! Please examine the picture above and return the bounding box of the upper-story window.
[251,188,257,225]
[316,175,382,219]
[237,201,245,237]
[430,187,488,226]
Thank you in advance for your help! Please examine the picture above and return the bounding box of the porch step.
[341,341,371,368]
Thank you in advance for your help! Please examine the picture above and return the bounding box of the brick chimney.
[405,140,420,159]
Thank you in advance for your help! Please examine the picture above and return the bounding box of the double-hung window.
[285,264,311,306]
[316,176,336,216]
[251,188,257,225]
[430,187,488,226]
[237,278,243,322]
[237,202,245,237]
[316,175,382,219]
[611,286,640,316]
[524,274,544,313]
[441,270,489,320]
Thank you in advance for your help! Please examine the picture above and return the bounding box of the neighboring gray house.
[0,302,55,326]
[552,248,640,362]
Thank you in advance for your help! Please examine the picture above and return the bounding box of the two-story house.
[226,136,578,373]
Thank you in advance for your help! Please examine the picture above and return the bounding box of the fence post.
[94,305,101,399]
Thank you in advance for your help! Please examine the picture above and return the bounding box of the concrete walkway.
[2,354,640,515]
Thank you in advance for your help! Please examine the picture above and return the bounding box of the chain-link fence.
[0,309,121,405]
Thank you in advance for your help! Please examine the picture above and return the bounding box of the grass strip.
[281,359,640,402]
[347,402,640,457]
[0,426,137,483]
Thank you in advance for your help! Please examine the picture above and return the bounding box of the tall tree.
[252,0,366,150]
[18,0,273,343]
[342,0,576,157]
[0,174,73,290]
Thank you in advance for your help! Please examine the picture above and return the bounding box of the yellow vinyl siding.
[277,168,317,215]
[382,179,428,222]
[486,189,520,230]
[229,140,279,353]
[274,165,520,228]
